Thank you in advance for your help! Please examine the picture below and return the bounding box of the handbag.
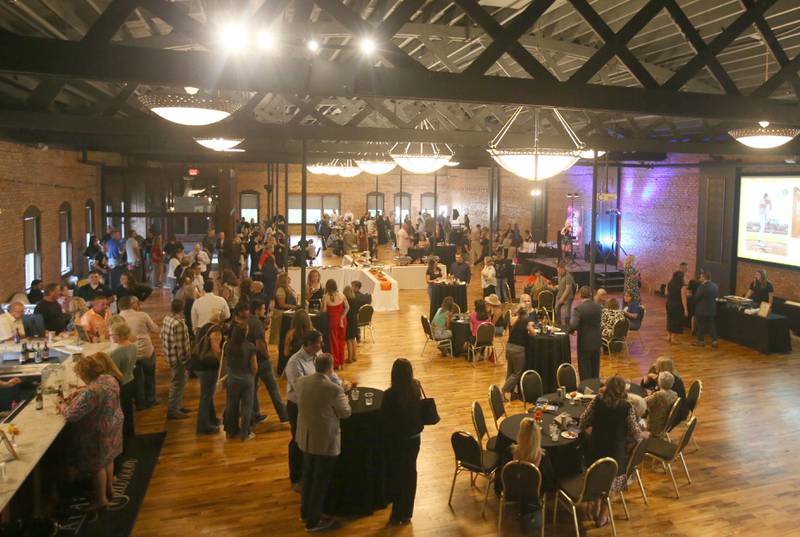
[190,324,221,370]
[419,385,440,426]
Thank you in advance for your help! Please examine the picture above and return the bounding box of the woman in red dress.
[322,278,350,369]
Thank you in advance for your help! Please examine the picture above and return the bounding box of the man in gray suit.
[296,353,352,532]
[569,285,603,379]
[692,269,720,348]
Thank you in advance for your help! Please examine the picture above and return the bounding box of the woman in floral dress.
[623,256,640,303]
[61,352,124,511]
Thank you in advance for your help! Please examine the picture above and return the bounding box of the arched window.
[394,192,411,222]
[366,191,384,216]
[240,190,260,224]
[85,199,95,247]
[23,206,42,289]
[420,192,436,215]
[59,202,72,275]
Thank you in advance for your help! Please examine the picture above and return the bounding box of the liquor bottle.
[42,342,49,361]
[19,343,27,364]
[34,343,42,364]
[13,329,20,344]
[35,388,44,410]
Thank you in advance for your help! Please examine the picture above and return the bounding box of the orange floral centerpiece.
[5,424,21,445]
[369,269,393,291]
[533,408,543,422]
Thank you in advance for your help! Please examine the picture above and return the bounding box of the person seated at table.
[645,371,679,438]
[470,299,492,337]
[80,296,111,342]
[622,291,643,330]
[381,358,426,526]
[513,418,556,492]
[114,271,153,303]
[449,252,471,284]
[67,297,88,331]
[34,282,70,334]
[0,301,25,342]
[640,356,686,400]
[306,269,324,307]
[579,374,649,527]
[351,280,372,309]
[59,352,124,511]
[431,297,455,352]
[745,268,774,306]
[626,392,647,430]
[600,298,626,341]
[594,288,608,307]
[76,270,113,303]
[502,305,536,401]
[525,270,550,299]
[485,294,506,337]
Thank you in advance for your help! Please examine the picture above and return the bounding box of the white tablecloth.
[388,264,447,290]
[288,267,399,311]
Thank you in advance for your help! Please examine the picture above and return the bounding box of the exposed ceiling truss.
[0,0,797,162]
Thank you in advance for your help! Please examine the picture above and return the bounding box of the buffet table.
[288,266,399,312]
[0,340,112,512]
[388,263,447,290]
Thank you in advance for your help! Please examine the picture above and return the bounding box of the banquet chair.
[602,318,630,357]
[488,385,507,430]
[618,438,651,519]
[471,401,498,451]
[627,306,646,349]
[448,431,499,517]
[420,315,453,357]
[644,417,698,499]
[520,370,543,410]
[683,380,703,449]
[536,290,555,322]
[357,304,375,343]
[452,303,462,314]
[468,323,496,366]
[498,461,545,537]
[553,457,619,537]
[556,363,579,392]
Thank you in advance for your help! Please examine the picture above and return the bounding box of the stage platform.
[521,256,623,290]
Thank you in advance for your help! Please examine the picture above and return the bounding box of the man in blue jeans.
[244,299,289,426]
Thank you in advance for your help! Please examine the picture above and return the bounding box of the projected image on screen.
[737,175,800,267]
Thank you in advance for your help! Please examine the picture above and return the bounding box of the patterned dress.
[580,396,644,492]
[623,266,640,302]
[64,374,124,475]
[601,309,626,340]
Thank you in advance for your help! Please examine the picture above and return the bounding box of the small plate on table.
[561,430,578,440]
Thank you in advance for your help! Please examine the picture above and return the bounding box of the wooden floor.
[131,245,800,537]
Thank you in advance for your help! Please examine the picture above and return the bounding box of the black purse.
[419,385,440,426]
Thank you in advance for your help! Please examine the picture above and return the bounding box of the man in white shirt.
[118,295,159,409]
[191,281,231,332]
[126,231,143,281]
[0,302,26,342]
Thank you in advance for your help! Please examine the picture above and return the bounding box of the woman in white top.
[481,256,497,298]
[397,226,411,255]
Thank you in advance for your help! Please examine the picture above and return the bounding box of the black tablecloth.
[277,310,330,374]
[451,319,472,356]
[578,378,645,397]
[326,387,388,516]
[525,333,571,393]
[407,247,427,262]
[434,244,456,267]
[517,252,536,275]
[715,304,791,354]
[537,246,561,258]
[430,283,468,319]
[772,298,800,336]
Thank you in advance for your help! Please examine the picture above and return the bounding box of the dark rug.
[53,432,166,537]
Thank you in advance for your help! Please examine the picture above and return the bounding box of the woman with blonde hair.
[481,256,497,297]
[514,418,543,465]
[641,356,686,399]
[306,269,324,306]
[109,318,137,444]
[59,352,124,511]
[68,297,88,331]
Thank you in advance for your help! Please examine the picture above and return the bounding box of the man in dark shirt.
[568,286,603,379]
[247,299,289,426]
[27,279,44,304]
[76,271,113,302]
[34,283,70,333]
[449,253,471,284]
[692,269,720,349]
[351,280,372,308]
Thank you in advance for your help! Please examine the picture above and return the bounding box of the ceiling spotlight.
[360,37,375,54]
[222,24,247,51]
[307,39,320,52]
[257,31,274,50]
[184,86,199,95]
[530,189,542,197]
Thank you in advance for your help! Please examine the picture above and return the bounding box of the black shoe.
[252,415,268,425]
[179,407,192,413]
[197,426,220,435]
[167,411,190,420]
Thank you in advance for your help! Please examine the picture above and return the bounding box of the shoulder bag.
[419,385,440,426]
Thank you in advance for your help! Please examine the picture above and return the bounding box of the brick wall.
[0,141,100,300]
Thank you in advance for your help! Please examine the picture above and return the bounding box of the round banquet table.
[578,378,645,397]
[430,282,468,319]
[525,333,571,393]
[276,310,330,375]
[326,387,389,516]
[451,319,472,357]
[497,394,587,477]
